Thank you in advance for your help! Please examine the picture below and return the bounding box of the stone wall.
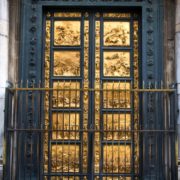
[0,0,20,178]
[163,0,176,178]
[176,0,180,174]
[8,0,20,84]
[0,0,9,177]
[164,0,176,85]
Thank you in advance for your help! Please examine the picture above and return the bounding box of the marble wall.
[176,0,180,171]
[0,0,9,176]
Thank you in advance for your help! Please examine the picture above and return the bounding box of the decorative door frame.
[19,0,165,179]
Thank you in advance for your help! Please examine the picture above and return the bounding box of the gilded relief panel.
[54,12,81,18]
[53,81,80,108]
[52,113,80,140]
[50,177,80,180]
[103,13,131,18]
[104,22,130,46]
[54,51,80,76]
[83,19,89,173]
[51,145,80,172]
[102,177,131,180]
[103,145,131,173]
[103,82,131,108]
[103,51,130,77]
[103,114,131,140]
[44,19,51,172]
[54,21,81,46]
[94,18,101,173]
[133,21,139,174]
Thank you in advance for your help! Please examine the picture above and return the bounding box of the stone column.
[0,0,9,177]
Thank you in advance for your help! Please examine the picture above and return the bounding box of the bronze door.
[43,10,140,180]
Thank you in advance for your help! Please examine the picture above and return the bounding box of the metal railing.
[3,85,177,180]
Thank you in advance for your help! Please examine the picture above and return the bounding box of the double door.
[44,10,140,180]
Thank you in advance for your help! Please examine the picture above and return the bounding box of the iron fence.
[3,84,177,180]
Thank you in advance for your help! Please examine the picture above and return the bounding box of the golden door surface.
[44,11,140,180]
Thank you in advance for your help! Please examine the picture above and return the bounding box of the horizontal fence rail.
[3,85,177,180]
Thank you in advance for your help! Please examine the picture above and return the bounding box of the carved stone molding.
[146,0,154,80]
[24,0,38,173]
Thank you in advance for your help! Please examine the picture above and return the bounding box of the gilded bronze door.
[44,10,140,180]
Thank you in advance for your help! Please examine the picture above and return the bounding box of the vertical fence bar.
[170,90,177,179]
[4,88,11,180]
